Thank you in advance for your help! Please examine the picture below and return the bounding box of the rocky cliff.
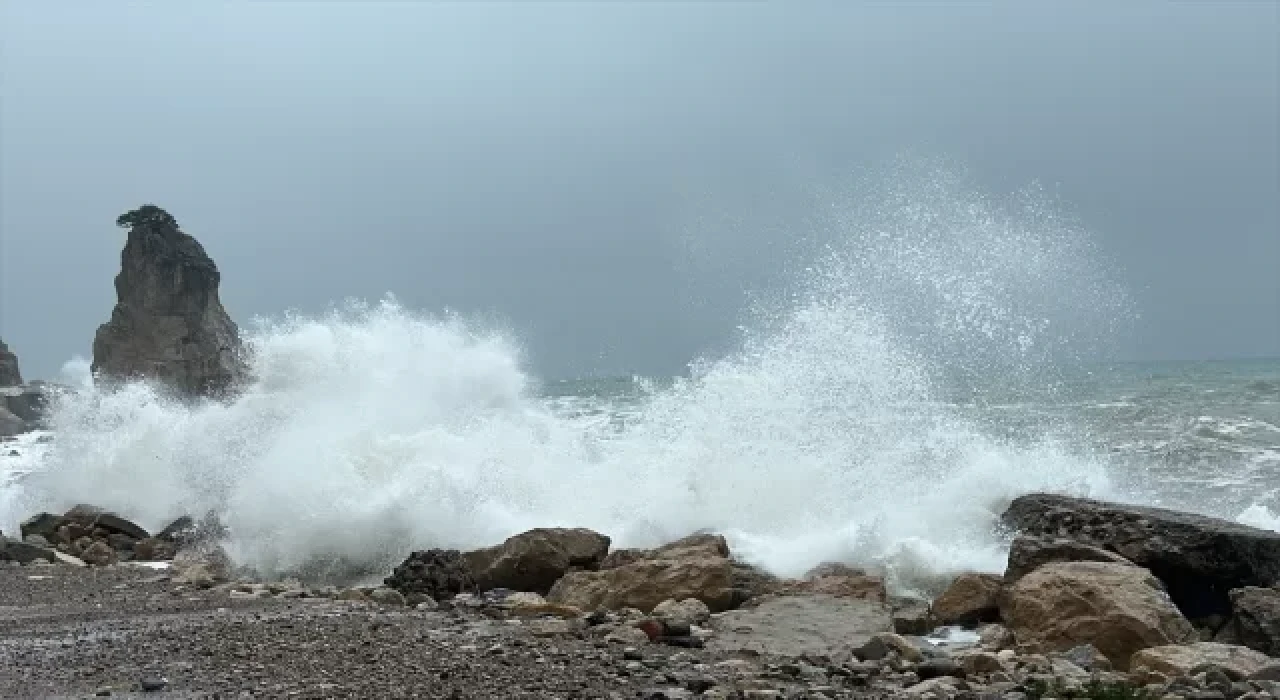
[0,338,21,387]
[91,205,246,397]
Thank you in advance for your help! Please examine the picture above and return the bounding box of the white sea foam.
[1237,504,1280,533]
[4,163,1129,592]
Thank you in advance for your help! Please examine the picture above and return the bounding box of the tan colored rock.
[933,572,1002,625]
[711,594,893,658]
[653,598,712,625]
[549,554,735,613]
[780,562,887,602]
[547,533,739,613]
[1002,561,1196,669]
[1129,642,1274,683]
[462,527,610,594]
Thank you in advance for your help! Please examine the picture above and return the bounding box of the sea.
[2,166,1276,595]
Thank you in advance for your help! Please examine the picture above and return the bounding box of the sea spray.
[9,164,1130,592]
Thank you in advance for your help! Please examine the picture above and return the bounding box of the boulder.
[0,535,57,564]
[1002,561,1197,669]
[1224,586,1280,657]
[384,549,477,599]
[0,338,21,386]
[63,504,150,541]
[652,598,712,626]
[547,533,740,613]
[92,205,247,397]
[462,527,610,594]
[1129,642,1274,684]
[780,562,887,602]
[891,596,935,635]
[932,572,1003,626]
[708,593,893,658]
[1004,535,1136,582]
[1002,493,1280,618]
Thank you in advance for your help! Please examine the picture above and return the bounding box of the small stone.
[139,677,167,692]
[623,647,644,660]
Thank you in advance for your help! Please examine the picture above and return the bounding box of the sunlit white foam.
[10,163,1128,592]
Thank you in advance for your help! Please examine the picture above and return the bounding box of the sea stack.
[0,338,21,387]
[91,205,246,397]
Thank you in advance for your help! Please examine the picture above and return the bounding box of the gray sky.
[1,1,1276,380]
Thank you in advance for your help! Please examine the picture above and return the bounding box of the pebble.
[139,677,167,692]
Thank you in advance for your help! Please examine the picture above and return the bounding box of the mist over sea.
[3,166,1276,595]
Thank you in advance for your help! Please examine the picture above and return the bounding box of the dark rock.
[139,677,167,692]
[0,338,21,387]
[385,549,477,600]
[92,205,247,398]
[462,527,610,594]
[1004,534,1136,582]
[1002,493,1280,617]
[890,596,934,635]
[916,657,965,679]
[2,385,50,424]
[63,505,151,541]
[0,536,57,564]
[20,513,64,541]
[1225,587,1280,657]
[132,538,177,561]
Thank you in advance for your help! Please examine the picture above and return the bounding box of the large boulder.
[708,593,892,657]
[1002,493,1280,617]
[1129,642,1274,683]
[0,338,21,387]
[92,205,246,397]
[932,572,1003,626]
[1004,535,1136,583]
[462,527,610,594]
[547,533,748,613]
[1224,586,1280,657]
[385,549,477,600]
[780,562,887,602]
[1002,561,1197,669]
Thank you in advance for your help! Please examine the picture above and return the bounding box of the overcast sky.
[1,2,1276,380]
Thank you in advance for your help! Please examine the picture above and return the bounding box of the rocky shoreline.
[2,494,1278,698]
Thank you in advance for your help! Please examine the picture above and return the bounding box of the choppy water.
[1,163,1275,594]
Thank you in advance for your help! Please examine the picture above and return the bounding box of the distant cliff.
[0,338,20,387]
[92,205,247,397]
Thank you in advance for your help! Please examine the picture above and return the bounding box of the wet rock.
[781,562,888,602]
[891,596,934,635]
[710,593,892,658]
[171,544,232,582]
[933,573,1003,626]
[978,623,1015,651]
[462,527,610,594]
[1003,561,1196,669]
[1004,535,1136,583]
[80,541,118,566]
[547,534,739,613]
[92,205,247,397]
[1002,493,1280,618]
[385,548,476,600]
[1129,643,1274,684]
[0,536,57,564]
[916,657,965,679]
[1223,587,1280,657]
[139,677,167,693]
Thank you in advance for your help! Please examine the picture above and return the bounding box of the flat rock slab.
[1002,493,1280,618]
[708,593,892,658]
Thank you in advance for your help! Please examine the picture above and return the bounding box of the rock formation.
[0,338,21,386]
[1002,492,1280,618]
[92,205,246,397]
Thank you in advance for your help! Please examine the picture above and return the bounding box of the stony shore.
[2,494,1279,699]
